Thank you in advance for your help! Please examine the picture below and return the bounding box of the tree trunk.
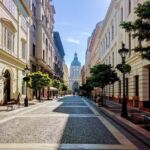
[38,89,41,101]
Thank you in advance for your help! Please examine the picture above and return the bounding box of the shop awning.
[50,87,58,91]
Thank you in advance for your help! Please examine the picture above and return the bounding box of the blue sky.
[53,0,111,68]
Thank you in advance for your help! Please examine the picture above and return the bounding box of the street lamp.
[118,43,129,118]
[23,65,30,107]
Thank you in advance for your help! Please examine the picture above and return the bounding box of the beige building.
[97,0,149,110]
[28,0,56,98]
[84,22,103,82]
[29,0,55,74]
[0,0,31,104]
[84,37,92,80]
[63,62,69,86]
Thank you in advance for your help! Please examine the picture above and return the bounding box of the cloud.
[67,38,80,45]
[82,32,91,36]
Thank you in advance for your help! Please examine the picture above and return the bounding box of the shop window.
[135,75,139,96]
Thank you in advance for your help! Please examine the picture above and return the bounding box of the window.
[118,80,121,96]
[43,50,45,60]
[135,75,139,96]
[46,38,48,48]
[21,15,27,31]
[43,33,45,42]
[22,40,26,59]
[112,52,114,67]
[108,31,110,46]
[112,84,114,96]
[32,3,36,16]
[112,25,114,40]
[3,27,14,52]
[33,44,35,56]
[3,0,17,18]
[32,25,36,37]
[128,0,131,15]
[121,7,123,22]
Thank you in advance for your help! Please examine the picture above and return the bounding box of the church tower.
[69,53,81,92]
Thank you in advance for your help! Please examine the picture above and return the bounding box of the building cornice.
[0,49,26,68]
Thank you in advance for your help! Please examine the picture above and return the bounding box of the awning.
[50,87,58,91]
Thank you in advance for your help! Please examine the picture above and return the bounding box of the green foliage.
[61,83,68,91]
[116,64,131,73]
[120,1,150,60]
[52,79,61,90]
[23,76,30,82]
[29,71,51,90]
[79,80,93,96]
[90,64,119,89]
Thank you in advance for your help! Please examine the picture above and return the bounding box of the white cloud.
[67,38,80,45]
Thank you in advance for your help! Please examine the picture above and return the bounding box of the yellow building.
[0,0,31,104]
[97,0,149,110]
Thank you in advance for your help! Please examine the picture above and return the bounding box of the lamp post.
[23,65,30,107]
[118,43,129,118]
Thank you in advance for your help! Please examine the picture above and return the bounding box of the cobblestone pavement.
[0,96,142,150]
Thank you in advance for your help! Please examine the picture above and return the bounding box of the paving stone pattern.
[0,96,124,148]
[25,107,93,114]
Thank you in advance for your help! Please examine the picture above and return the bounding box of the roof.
[71,53,81,66]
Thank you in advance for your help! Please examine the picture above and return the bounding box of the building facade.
[69,53,81,91]
[0,0,31,104]
[84,22,103,83]
[63,62,69,86]
[97,0,149,109]
[53,31,65,80]
[29,0,55,75]
[28,0,56,98]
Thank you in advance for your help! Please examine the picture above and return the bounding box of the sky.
[52,0,111,68]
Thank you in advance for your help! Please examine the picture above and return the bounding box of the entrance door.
[3,70,11,104]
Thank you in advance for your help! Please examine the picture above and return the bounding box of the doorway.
[3,70,11,104]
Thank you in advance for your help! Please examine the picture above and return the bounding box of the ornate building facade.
[0,0,31,104]
[69,53,81,91]
[84,0,149,110]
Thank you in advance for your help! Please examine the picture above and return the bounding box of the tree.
[90,64,119,105]
[52,79,61,90]
[29,71,51,100]
[120,1,150,60]
[61,83,68,91]
[79,79,93,97]
[116,64,131,73]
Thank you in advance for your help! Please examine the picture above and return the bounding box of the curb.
[86,98,150,148]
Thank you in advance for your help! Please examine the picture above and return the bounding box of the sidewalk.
[0,96,63,122]
[85,98,150,148]
[105,100,150,127]
[0,98,52,122]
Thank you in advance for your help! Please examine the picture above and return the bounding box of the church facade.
[69,53,81,92]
